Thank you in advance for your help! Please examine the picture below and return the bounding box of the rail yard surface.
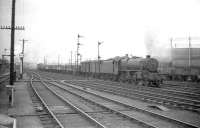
[0,71,200,128]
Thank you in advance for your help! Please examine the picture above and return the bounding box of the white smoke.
[144,31,171,62]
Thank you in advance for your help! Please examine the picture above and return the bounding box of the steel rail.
[161,83,200,94]
[73,80,200,109]
[86,81,200,105]
[36,72,200,112]
[30,75,65,128]
[43,81,158,128]
[0,76,9,84]
[38,72,200,100]
[50,80,199,128]
[95,80,200,98]
[66,80,200,113]
[33,72,200,128]
[34,74,106,128]
[34,74,156,128]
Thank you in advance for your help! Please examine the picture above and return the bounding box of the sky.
[0,0,200,64]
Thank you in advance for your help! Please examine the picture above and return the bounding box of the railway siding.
[34,71,200,128]
[59,80,200,128]
[40,78,199,128]
[41,80,154,128]
[68,80,200,112]
[31,75,105,128]
[95,80,200,100]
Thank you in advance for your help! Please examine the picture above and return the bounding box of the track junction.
[25,70,200,128]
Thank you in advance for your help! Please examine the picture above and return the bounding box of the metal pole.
[43,56,45,65]
[98,42,100,72]
[77,36,80,71]
[170,38,173,61]
[71,51,72,70]
[188,36,191,70]
[98,41,103,72]
[2,55,4,65]
[76,34,83,72]
[58,55,60,70]
[22,39,25,53]
[10,0,16,85]
[74,52,76,73]
[80,54,82,63]
[98,42,100,61]
[19,39,28,79]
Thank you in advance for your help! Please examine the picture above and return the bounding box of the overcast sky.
[0,0,200,64]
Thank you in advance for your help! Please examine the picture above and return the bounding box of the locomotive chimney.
[146,55,151,58]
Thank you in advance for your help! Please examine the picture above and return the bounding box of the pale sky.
[0,0,200,64]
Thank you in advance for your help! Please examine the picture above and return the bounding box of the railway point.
[0,71,200,128]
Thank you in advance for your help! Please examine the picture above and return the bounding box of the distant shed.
[172,48,200,68]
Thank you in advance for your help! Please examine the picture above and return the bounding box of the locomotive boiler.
[119,55,158,72]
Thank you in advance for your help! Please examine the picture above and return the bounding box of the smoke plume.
[144,31,171,62]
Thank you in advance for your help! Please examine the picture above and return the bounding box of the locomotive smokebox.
[146,55,151,58]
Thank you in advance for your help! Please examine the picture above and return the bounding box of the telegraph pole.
[19,39,28,79]
[10,0,16,85]
[0,0,25,107]
[0,0,25,85]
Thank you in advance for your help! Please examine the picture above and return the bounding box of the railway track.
[161,83,200,94]
[94,80,200,100]
[0,73,9,84]
[35,71,200,112]
[30,74,105,128]
[164,81,200,87]
[29,77,63,128]
[63,80,200,113]
[36,71,200,97]
[34,73,156,128]
[34,72,200,128]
